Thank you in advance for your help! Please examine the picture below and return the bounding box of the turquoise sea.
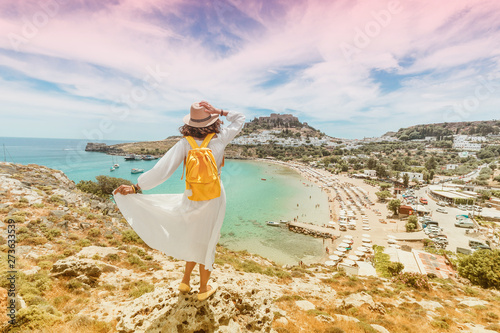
[1,137,329,265]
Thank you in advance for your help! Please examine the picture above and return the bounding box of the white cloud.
[0,0,499,139]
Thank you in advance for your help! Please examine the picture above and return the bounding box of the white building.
[453,135,482,151]
[364,170,377,177]
[446,164,459,170]
[400,172,424,181]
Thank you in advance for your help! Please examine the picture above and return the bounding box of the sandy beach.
[255,158,408,267]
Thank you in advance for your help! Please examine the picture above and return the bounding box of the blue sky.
[0,0,499,141]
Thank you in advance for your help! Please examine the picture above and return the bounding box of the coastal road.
[416,187,475,251]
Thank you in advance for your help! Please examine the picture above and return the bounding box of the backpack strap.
[185,136,199,149]
[181,136,198,180]
[200,133,215,148]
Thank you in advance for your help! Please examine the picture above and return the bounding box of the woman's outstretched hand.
[113,185,135,195]
[199,101,222,115]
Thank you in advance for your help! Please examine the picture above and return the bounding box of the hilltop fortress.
[255,113,303,127]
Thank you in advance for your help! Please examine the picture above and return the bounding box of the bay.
[1,136,329,265]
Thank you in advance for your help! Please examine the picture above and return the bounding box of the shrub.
[77,239,92,247]
[77,175,135,199]
[9,304,63,330]
[104,253,120,262]
[458,249,500,289]
[123,280,154,298]
[387,262,405,276]
[88,228,101,238]
[122,229,143,244]
[392,272,430,290]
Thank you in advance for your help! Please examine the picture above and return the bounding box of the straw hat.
[182,102,220,128]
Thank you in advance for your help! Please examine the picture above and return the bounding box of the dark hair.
[178,119,224,138]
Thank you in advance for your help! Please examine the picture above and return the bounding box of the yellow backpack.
[181,133,224,201]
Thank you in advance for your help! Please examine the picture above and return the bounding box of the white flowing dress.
[113,111,245,271]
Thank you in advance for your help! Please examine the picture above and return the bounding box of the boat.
[113,163,120,168]
[135,155,143,160]
[131,168,144,174]
[125,154,136,160]
[261,178,266,181]
[110,167,115,171]
[143,155,156,160]
[266,221,280,227]
[279,220,289,224]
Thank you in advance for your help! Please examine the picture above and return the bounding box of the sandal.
[178,282,191,293]
[197,282,218,301]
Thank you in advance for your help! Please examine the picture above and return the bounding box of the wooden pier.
[287,222,338,238]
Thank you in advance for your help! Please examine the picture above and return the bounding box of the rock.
[316,314,334,323]
[339,292,375,309]
[372,324,391,333]
[16,245,32,255]
[116,278,276,333]
[76,246,126,259]
[217,319,243,333]
[417,300,443,311]
[275,317,289,325]
[22,266,41,275]
[457,297,489,307]
[57,220,69,230]
[51,258,102,286]
[50,210,66,218]
[295,300,315,311]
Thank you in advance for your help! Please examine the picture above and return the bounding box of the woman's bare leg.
[181,261,196,286]
[199,264,212,293]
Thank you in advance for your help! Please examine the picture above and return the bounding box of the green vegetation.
[122,280,154,298]
[387,199,401,215]
[76,175,136,199]
[406,215,418,232]
[392,272,430,290]
[375,190,392,202]
[458,250,500,289]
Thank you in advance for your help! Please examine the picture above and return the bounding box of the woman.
[113,101,245,301]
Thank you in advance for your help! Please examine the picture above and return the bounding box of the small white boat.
[266,221,281,227]
[131,168,144,174]
[279,220,289,224]
[113,163,120,168]
[110,167,115,171]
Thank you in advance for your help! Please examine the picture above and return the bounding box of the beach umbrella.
[389,244,401,249]
[354,251,365,256]
[388,239,397,244]
[388,235,396,239]
[338,243,349,248]
[342,259,356,266]
[336,247,347,252]
[362,226,371,231]
[357,247,368,252]
[344,235,353,239]
[329,255,340,261]
[362,238,372,243]
[348,255,360,261]
[343,238,354,244]
[362,234,371,238]
[333,251,345,257]
[324,260,337,266]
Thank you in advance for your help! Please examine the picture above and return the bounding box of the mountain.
[385,120,500,140]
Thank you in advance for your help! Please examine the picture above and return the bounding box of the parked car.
[420,198,428,204]
[468,239,490,250]
[436,208,448,214]
[437,201,447,207]
[458,205,466,210]
[455,220,475,228]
